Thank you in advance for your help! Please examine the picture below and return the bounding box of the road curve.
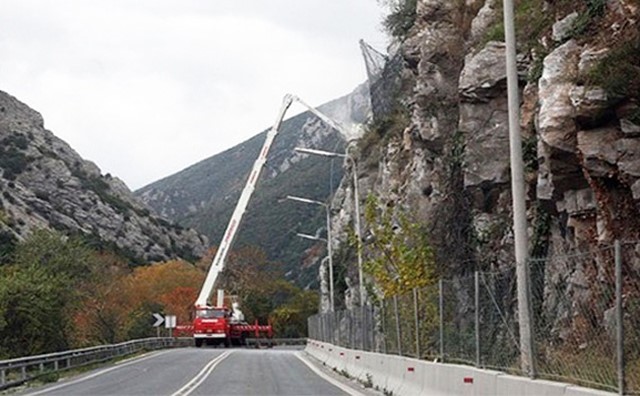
[19,347,363,396]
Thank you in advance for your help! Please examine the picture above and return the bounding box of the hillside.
[135,85,370,288]
[0,90,207,264]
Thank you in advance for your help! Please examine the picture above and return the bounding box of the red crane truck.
[192,94,348,347]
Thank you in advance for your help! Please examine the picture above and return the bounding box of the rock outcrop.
[0,91,207,263]
[329,0,640,314]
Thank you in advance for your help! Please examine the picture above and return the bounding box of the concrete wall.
[304,340,615,396]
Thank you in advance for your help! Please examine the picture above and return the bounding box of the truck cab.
[193,306,231,347]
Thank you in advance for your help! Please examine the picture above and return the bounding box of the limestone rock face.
[327,0,640,313]
[0,90,207,262]
[459,41,510,188]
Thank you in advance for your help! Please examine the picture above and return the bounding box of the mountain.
[0,90,207,263]
[135,84,370,287]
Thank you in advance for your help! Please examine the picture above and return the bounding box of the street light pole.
[287,195,335,312]
[295,146,366,306]
[503,0,535,377]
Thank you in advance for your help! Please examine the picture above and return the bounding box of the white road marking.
[170,350,233,396]
[295,351,367,396]
[23,350,173,396]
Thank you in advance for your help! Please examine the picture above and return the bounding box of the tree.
[0,264,68,358]
[363,195,436,297]
[0,230,101,357]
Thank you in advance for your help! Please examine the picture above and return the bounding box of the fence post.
[367,304,380,352]
[382,300,387,354]
[394,295,402,356]
[475,271,481,368]
[439,279,444,361]
[615,240,625,395]
[360,306,365,351]
[413,288,420,359]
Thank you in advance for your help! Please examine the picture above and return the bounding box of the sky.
[0,0,388,190]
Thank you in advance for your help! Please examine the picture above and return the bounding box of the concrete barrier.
[496,374,567,396]
[304,340,615,396]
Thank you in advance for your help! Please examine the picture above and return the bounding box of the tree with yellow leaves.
[363,194,435,297]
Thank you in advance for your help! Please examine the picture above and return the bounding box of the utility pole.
[503,0,536,377]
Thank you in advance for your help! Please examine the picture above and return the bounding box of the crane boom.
[194,94,294,307]
[194,94,350,308]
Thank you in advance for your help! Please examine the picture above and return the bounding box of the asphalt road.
[19,347,367,396]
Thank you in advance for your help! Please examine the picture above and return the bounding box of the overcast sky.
[0,0,387,190]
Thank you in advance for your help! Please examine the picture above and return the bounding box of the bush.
[587,33,640,102]
[383,0,418,39]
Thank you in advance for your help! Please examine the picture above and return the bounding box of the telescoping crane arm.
[194,94,350,308]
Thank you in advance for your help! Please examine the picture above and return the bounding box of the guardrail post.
[615,240,625,395]
[21,366,26,381]
[1,368,5,386]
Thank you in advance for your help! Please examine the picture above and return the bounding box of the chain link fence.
[308,241,640,395]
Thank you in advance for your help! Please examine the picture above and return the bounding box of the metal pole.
[326,206,335,312]
[615,240,625,395]
[475,271,481,368]
[331,311,342,345]
[350,156,365,306]
[503,0,535,378]
[414,288,421,359]
[359,306,364,350]
[394,295,402,356]
[439,279,444,361]
[382,300,387,354]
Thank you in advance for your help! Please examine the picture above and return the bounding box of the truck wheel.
[195,339,203,348]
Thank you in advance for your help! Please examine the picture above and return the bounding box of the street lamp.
[296,233,326,242]
[294,146,365,306]
[286,195,335,312]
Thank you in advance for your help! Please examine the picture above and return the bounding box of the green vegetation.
[359,107,410,170]
[568,0,607,39]
[522,134,539,172]
[0,134,34,181]
[363,195,435,297]
[0,230,317,359]
[382,0,418,39]
[72,167,134,215]
[587,32,640,104]
[0,230,96,357]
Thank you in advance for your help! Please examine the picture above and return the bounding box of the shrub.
[383,0,418,39]
[587,33,640,103]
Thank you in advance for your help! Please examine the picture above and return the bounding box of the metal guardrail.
[0,337,193,391]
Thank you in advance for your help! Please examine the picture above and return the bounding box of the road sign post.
[165,315,177,338]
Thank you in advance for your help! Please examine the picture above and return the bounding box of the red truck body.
[192,306,272,347]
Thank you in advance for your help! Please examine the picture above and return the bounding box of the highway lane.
[19,347,365,396]
[190,349,349,395]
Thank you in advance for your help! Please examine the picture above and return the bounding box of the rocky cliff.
[330,0,640,308]
[0,90,207,263]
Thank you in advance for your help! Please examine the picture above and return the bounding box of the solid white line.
[24,350,173,396]
[171,350,233,396]
[295,351,367,396]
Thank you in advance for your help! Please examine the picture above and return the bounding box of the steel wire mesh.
[307,240,640,394]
